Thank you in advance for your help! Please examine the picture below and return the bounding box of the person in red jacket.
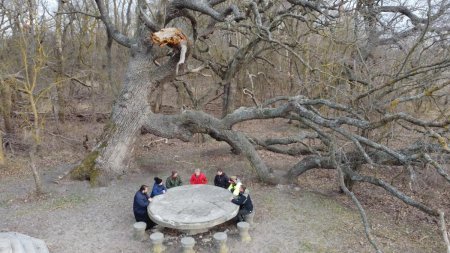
[190,168,208,184]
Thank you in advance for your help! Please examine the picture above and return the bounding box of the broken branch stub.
[151,28,188,47]
[151,28,189,74]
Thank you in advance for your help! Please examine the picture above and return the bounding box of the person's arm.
[233,182,242,196]
[165,178,173,188]
[151,185,158,197]
[203,174,208,184]
[231,194,246,205]
[177,177,182,186]
[189,174,195,184]
[136,193,149,208]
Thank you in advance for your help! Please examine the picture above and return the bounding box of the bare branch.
[56,11,100,19]
[439,211,450,253]
[423,154,450,183]
[139,6,160,32]
[352,173,439,216]
[332,149,382,253]
[95,0,134,48]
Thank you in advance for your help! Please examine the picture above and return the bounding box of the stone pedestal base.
[237,222,251,243]
[150,232,165,253]
[213,232,228,253]
[133,222,147,241]
[181,228,208,235]
[181,237,195,253]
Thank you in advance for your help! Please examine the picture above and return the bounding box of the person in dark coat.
[133,185,155,230]
[231,185,253,223]
[150,177,167,198]
[214,169,230,189]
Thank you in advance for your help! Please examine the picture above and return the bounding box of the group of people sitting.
[132,168,254,230]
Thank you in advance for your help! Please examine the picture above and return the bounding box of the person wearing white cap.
[227,175,242,196]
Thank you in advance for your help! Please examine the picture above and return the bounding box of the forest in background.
[1,0,450,252]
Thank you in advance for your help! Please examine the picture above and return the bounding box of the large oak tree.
[68,0,450,251]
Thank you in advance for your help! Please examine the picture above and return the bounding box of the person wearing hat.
[166,170,183,189]
[214,168,230,189]
[150,177,167,198]
[227,175,242,196]
[189,168,208,184]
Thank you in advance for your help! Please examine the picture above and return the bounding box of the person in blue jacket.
[231,185,253,223]
[150,177,167,198]
[133,185,155,230]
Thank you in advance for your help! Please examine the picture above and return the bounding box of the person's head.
[139,185,149,193]
[229,175,237,183]
[217,168,223,175]
[240,185,246,193]
[171,170,178,178]
[154,177,163,185]
[194,168,201,176]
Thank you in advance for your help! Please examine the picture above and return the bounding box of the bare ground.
[0,119,446,253]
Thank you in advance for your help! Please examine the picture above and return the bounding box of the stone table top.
[148,184,239,230]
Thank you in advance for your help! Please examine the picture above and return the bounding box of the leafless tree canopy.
[1,0,450,251]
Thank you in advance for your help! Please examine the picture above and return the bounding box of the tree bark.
[0,80,13,133]
[29,145,44,195]
[54,0,66,124]
[0,132,4,166]
[71,42,181,185]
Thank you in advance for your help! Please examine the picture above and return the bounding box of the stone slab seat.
[0,232,49,253]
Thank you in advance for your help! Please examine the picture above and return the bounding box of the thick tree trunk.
[105,31,114,92]
[222,80,236,118]
[71,45,180,185]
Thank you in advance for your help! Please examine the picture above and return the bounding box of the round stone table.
[148,184,239,234]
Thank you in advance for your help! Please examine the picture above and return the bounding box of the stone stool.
[0,239,12,253]
[133,222,147,241]
[245,211,255,226]
[180,237,195,253]
[213,232,228,253]
[150,232,164,253]
[237,222,251,243]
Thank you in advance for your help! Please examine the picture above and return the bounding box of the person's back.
[231,185,253,222]
[150,177,166,197]
[133,185,155,230]
[133,189,149,217]
[242,189,253,212]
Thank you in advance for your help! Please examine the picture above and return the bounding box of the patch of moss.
[70,150,100,180]
[89,167,102,187]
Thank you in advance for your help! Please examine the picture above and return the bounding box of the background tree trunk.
[0,132,4,166]
[54,0,66,124]
[0,81,13,134]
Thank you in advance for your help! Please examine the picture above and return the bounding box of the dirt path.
[0,139,444,252]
